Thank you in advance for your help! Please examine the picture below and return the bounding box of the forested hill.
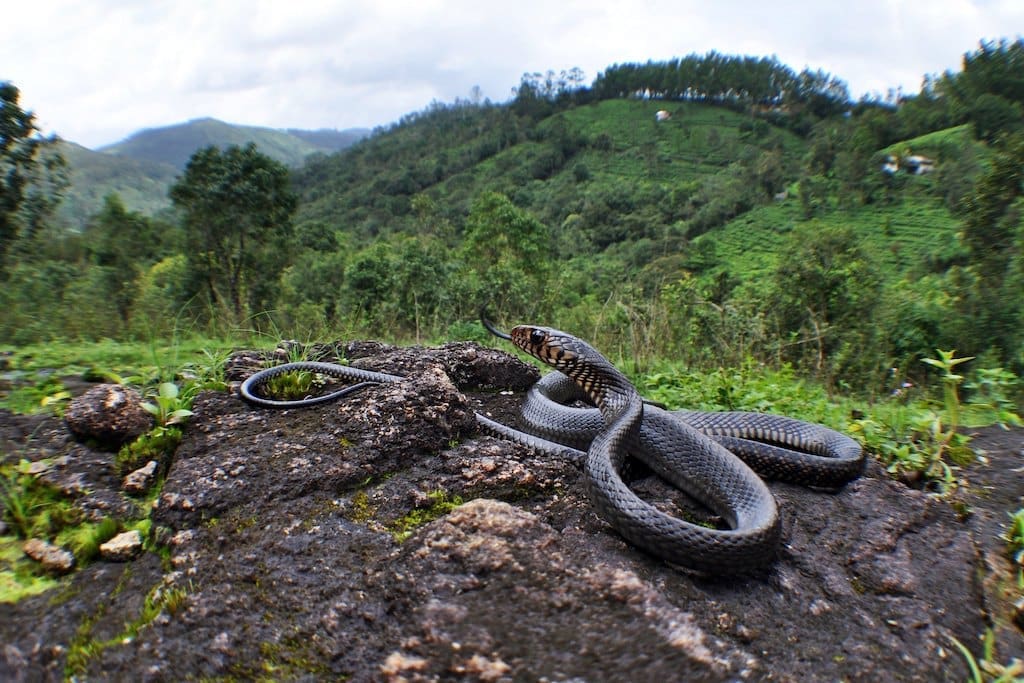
[282,43,1022,390]
[3,41,1023,395]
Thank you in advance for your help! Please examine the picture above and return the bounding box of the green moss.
[65,573,192,678]
[387,490,464,542]
[229,631,332,680]
[116,427,181,476]
[348,490,377,524]
[0,536,59,603]
[54,517,120,564]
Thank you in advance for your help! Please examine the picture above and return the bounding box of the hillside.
[56,141,179,229]
[691,176,964,282]
[293,97,969,289]
[295,99,806,249]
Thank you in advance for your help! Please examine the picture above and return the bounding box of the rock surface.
[1,340,1021,682]
[64,383,152,448]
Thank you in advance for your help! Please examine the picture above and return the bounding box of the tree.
[459,192,552,320]
[83,194,165,327]
[957,132,1024,360]
[0,82,65,275]
[769,224,882,385]
[968,93,1023,142]
[170,143,297,322]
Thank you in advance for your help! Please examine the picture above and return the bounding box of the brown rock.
[123,460,159,493]
[99,530,144,562]
[23,539,75,574]
[64,384,152,448]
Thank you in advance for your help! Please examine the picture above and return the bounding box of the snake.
[239,320,863,573]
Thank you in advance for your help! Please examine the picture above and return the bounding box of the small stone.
[462,654,511,682]
[64,384,153,448]
[25,461,50,476]
[100,530,144,562]
[380,651,428,677]
[1014,597,1024,630]
[23,539,75,574]
[123,460,159,493]
[210,631,234,655]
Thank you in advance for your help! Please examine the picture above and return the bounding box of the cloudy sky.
[4,1,1022,149]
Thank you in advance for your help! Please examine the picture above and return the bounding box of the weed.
[965,368,1023,428]
[54,517,120,564]
[263,368,317,400]
[0,460,81,539]
[65,575,194,678]
[2,374,71,415]
[1006,508,1024,587]
[181,347,232,392]
[141,382,194,428]
[949,630,1024,683]
[851,350,977,490]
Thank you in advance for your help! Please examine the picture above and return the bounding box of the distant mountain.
[56,119,370,229]
[98,117,370,170]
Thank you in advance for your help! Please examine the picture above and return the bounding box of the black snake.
[239,321,863,573]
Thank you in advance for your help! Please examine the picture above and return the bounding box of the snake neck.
[508,323,640,418]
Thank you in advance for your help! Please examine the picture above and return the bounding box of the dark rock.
[349,341,540,391]
[1,339,1020,681]
[223,350,268,383]
[64,384,152,448]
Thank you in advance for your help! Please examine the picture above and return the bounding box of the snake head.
[510,325,581,372]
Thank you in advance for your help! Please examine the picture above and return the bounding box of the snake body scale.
[239,323,864,573]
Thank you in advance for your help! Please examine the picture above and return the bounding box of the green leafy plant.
[922,348,973,430]
[1006,508,1024,587]
[853,350,976,489]
[141,382,194,428]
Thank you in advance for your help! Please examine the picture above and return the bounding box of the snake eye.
[529,329,546,347]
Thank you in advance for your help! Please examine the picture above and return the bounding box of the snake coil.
[240,322,863,573]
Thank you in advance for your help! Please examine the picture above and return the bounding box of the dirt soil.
[1,340,1022,682]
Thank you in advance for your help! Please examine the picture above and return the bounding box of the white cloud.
[3,0,1022,147]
